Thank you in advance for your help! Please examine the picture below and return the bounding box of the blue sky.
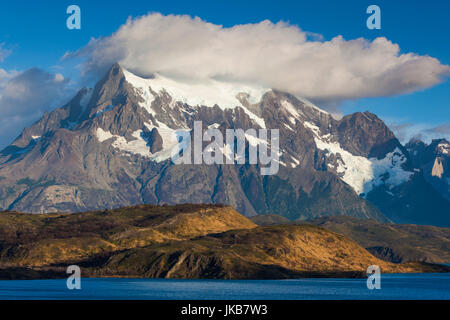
[0,0,449,147]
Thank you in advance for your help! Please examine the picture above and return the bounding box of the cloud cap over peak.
[71,13,450,103]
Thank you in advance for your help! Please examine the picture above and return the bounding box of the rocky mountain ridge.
[406,138,449,201]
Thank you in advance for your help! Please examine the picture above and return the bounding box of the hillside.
[250,214,291,226]
[251,214,450,264]
[0,204,256,267]
[0,205,448,279]
[307,216,450,264]
[97,224,448,279]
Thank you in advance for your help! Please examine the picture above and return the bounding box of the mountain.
[362,137,450,226]
[406,138,450,201]
[0,204,448,280]
[0,63,449,226]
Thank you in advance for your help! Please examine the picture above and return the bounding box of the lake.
[0,273,449,300]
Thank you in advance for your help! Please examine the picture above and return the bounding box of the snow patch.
[281,100,301,119]
[96,128,114,142]
[111,131,152,157]
[144,120,190,162]
[208,123,220,129]
[290,156,300,168]
[438,143,449,155]
[96,128,155,158]
[303,121,321,135]
[245,133,268,147]
[121,70,156,116]
[304,121,414,195]
[283,123,295,131]
[95,120,189,162]
[243,108,266,129]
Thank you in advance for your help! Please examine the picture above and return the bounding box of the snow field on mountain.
[304,121,413,195]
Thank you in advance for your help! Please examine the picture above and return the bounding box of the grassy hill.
[0,205,448,279]
[307,216,450,264]
[250,214,291,226]
[251,214,450,264]
[0,204,255,267]
[97,224,448,279]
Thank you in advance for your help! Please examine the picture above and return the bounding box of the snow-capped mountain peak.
[122,67,268,128]
[1,63,449,227]
[437,141,449,155]
[303,121,413,195]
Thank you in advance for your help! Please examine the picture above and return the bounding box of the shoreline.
[1,264,450,281]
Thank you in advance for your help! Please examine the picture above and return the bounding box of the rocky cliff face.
[406,138,449,201]
[0,63,449,226]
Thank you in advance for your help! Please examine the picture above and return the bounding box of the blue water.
[0,273,449,300]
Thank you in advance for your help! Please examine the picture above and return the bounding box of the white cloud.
[390,122,450,144]
[54,73,65,82]
[70,13,450,103]
[0,69,11,90]
[0,68,71,149]
[0,43,12,62]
